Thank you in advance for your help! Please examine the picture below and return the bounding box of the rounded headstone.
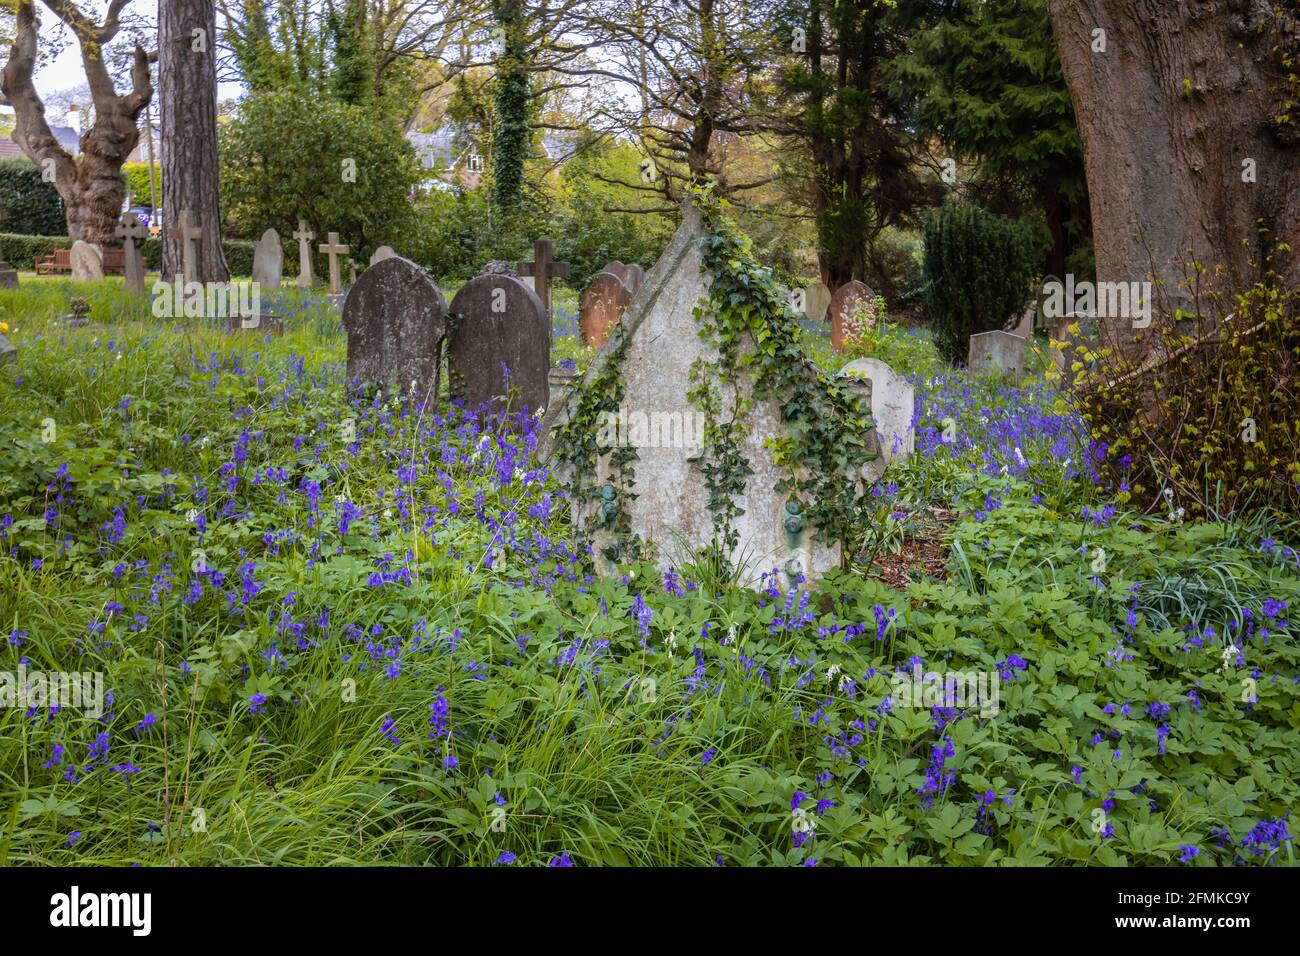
[70,241,104,283]
[828,280,876,351]
[579,271,633,348]
[251,228,284,292]
[342,256,447,397]
[448,274,550,419]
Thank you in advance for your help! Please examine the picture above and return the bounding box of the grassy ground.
[0,283,1295,866]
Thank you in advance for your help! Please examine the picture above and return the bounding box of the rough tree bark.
[1045,0,1300,361]
[159,0,229,282]
[1,1,152,246]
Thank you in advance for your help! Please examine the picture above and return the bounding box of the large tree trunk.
[1045,0,1300,363]
[160,0,229,282]
[1,1,152,246]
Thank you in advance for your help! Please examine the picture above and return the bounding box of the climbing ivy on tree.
[491,0,533,216]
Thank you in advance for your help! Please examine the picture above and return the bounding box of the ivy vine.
[551,190,879,571]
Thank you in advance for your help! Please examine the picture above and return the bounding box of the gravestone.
[318,232,350,296]
[601,260,644,295]
[370,246,396,267]
[178,209,202,283]
[114,214,147,294]
[1008,301,1036,338]
[447,271,549,418]
[0,261,17,288]
[0,331,15,365]
[343,255,447,397]
[538,205,841,591]
[517,239,569,317]
[70,241,104,282]
[251,228,284,292]
[828,280,876,351]
[968,329,1025,382]
[293,220,316,289]
[804,280,832,322]
[579,270,633,348]
[838,357,915,468]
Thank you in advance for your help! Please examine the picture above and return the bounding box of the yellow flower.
[0,322,9,332]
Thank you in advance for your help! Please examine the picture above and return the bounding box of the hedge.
[0,232,298,278]
[0,160,66,236]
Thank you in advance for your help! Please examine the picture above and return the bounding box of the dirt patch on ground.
[854,506,959,590]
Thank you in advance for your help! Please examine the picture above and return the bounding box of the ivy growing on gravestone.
[552,191,880,572]
[692,190,879,553]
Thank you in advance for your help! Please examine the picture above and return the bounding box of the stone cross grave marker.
[538,205,841,590]
[343,255,447,398]
[251,228,284,293]
[114,214,148,294]
[318,232,350,296]
[838,357,915,469]
[70,240,104,282]
[448,270,550,419]
[828,280,875,352]
[968,329,1025,383]
[370,246,396,267]
[293,220,316,289]
[579,270,633,348]
[517,239,570,317]
[178,209,202,283]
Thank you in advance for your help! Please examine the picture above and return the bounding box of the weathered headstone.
[838,357,915,467]
[293,220,316,289]
[0,261,17,288]
[601,260,644,295]
[538,206,841,590]
[579,270,633,348]
[319,232,350,296]
[343,255,447,397]
[178,209,202,283]
[968,329,1025,382]
[828,280,876,351]
[0,331,15,365]
[517,239,570,317]
[804,280,832,322]
[70,240,104,282]
[1008,301,1036,338]
[370,246,396,267]
[251,228,284,292]
[448,272,550,419]
[114,214,147,294]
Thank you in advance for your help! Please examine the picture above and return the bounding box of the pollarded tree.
[0,0,153,245]
[1045,0,1300,359]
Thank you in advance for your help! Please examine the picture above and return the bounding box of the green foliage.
[0,282,1297,866]
[0,160,65,237]
[490,0,533,217]
[121,163,159,208]
[1078,270,1300,518]
[891,0,1084,206]
[865,226,925,306]
[694,195,879,552]
[0,233,68,270]
[922,200,1039,364]
[219,88,422,260]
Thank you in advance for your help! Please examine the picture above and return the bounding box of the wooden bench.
[34,247,127,275]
